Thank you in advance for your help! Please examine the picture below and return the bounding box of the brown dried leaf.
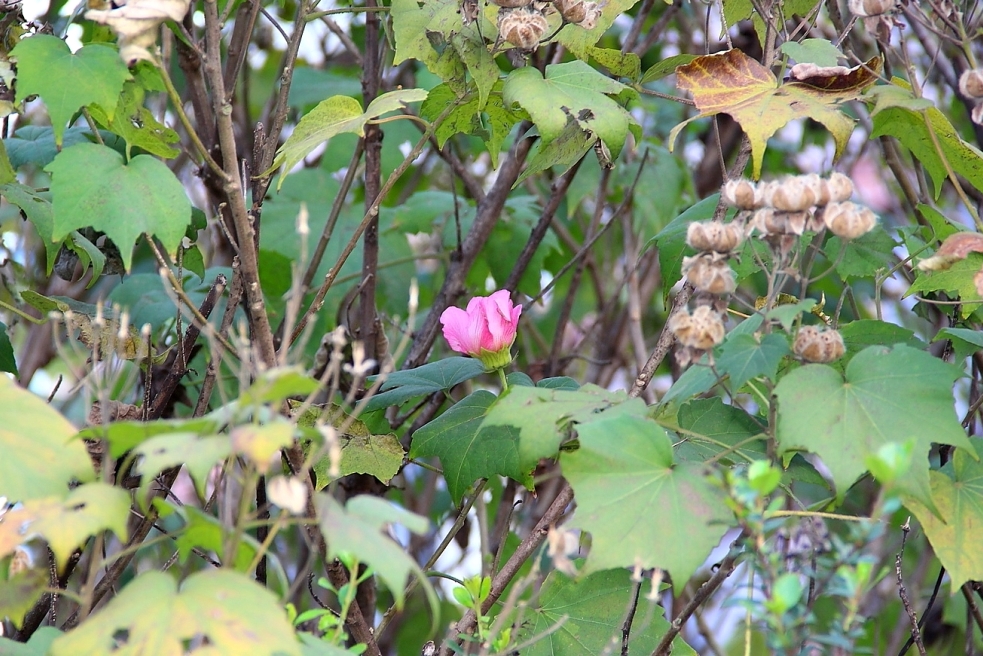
[670,49,881,178]
[918,231,983,271]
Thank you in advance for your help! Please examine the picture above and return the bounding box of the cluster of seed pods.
[669,173,877,366]
[489,0,599,51]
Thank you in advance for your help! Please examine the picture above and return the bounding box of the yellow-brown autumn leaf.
[669,49,881,178]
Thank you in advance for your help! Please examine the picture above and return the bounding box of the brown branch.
[896,518,928,656]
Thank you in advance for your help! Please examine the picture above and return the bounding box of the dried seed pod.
[490,0,534,8]
[686,220,745,253]
[784,210,814,236]
[801,173,831,206]
[669,305,726,351]
[498,6,548,50]
[824,201,877,240]
[577,1,600,28]
[721,179,759,210]
[683,254,736,295]
[793,326,845,363]
[750,208,786,235]
[826,172,854,202]
[772,177,816,211]
[554,0,586,23]
[848,0,896,16]
[960,69,983,99]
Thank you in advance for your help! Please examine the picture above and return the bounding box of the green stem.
[497,367,508,391]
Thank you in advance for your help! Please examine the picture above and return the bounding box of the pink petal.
[481,290,518,351]
[440,306,482,356]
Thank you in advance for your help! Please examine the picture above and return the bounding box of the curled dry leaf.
[86,0,191,64]
[917,231,983,271]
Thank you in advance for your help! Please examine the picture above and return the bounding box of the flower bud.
[682,254,736,294]
[669,305,726,351]
[499,6,549,50]
[686,221,744,253]
[440,290,522,371]
[824,201,877,240]
[960,69,983,99]
[721,179,760,210]
[793,326,845,363]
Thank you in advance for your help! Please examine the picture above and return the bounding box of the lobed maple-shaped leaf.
[10,35,130,146]
[715,332,790,390]
[561,414,732,589]
[518,568,696,656]
[774,344,973,511]
[411,390,529,503]
[670,397,767,466]
[45,142,190,271]
[670,49,880,178]
[904,442,983,591]
[50,570,300,656]
[0,375,93,502]
[503,61,639,159]
[0,483,129,568]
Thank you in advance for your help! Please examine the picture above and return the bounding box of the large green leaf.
[774,345,972,509]
[421,84,522,169]
[503,61,638,158]
[839,319,926,357]
[45,142,191,271]
[87,80,180,159]
[364,357,486,411]
[411,390,529,503]
[0,375,93,501]
[10,35,129,146]
[935,327,983,361]
[519,568,696,656]
[670,397,767,465]
[316,495,433,610]
[50,570,301,656]
[4,126,111,169]
[0,483,129,568]
[561,414,732,588]
[824,226,897,280]
[482,384,647,470]
[0,183,57,274]
[271,88,428,190]
[904,442,983,591]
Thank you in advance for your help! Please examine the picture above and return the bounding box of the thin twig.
[896,517,928,656]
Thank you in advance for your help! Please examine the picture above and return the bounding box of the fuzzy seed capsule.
[554,0,586,23]
[721,179,760,210]
[848,0,896,17]
[669,305,726,351]
[490,0,534,8]
[826,172,854,202]
[499,6,548,50]
[960,69,983,99]
[824,201,877,240]
[793,326,845,363]
[686,221,744,253]
[682,254,736,295]
[768,176,818,212]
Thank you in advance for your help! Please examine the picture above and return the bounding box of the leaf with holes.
[411,390,529,503]
[561,414,732,588]
[10,35,130,146]
[0,376,93,502]
[774,345,972,511]
[49,569,300,656]
[45,142,190,271]
[670,49,880,177]
[519,568,696,656]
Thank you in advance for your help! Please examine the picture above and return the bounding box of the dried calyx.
[686,220,744,253]
[682,253,736,295]
[554,0,600,27]
[498,6,549,50]
[822,201,877,240]
[669,305,726,365]
[793,325,845,363]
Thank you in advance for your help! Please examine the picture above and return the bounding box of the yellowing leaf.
[230,421,294,474]
[0,375,93,502]
[50,569,301,656]
[0,484,129,568]
[670,49,880,177]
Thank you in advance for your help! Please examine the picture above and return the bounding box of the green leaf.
[503,61,637,158]
[774,344,973,510]
[556,0,643,59]
[134,432,232,501]
[640,53,699,85]
[411,390,530,503]
[654,194,721,301]
[80,415,220,458]
[589,46,641,81]
[657,358,719,409]
[561,414,732,588]
[0,624,58,651]
[780,38,843,67]
[766,299,816,332]
[86,80,180,159]
[904,442,983,591]
[716,332,790,389]
[174,506,258,572]
[0,375,93,501]
[49,570,301,656]
[671,397,766,465]
[935,327,983,361]
[0,322,16,376]
[917,203,962,242]
[10,35,130,146]
[839,320,926,356]
[230,421,294,474]
[519,568,696,656]
[824,226,897,279]
[515,118,596,187]
[0,572,48,632]
[0,483,130,568]
[335,432,405,485]
[871,83,983,197]
[5,126,109,169]
[316,494,433,610]
[271,88,428,190]
[482,384,648,470]
[364,357,486,411]
[0,183,58,274]
[45,142,191,271]
[421,84,519,170]
[907,252,983,319]
[865,83,935,115]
